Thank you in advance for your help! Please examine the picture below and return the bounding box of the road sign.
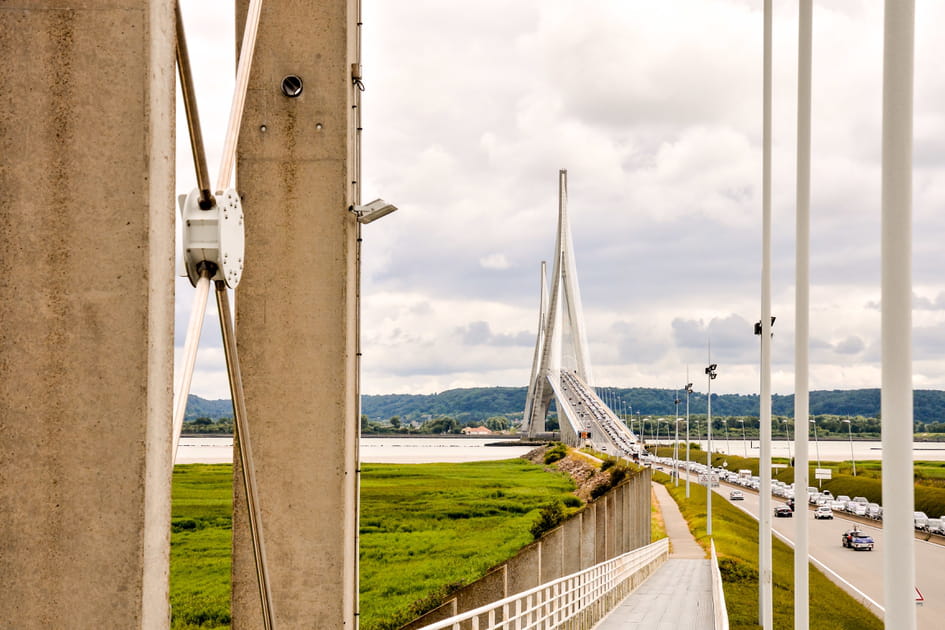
[771,463,787,469]
[815,468,832,480]
[916,586,924,606]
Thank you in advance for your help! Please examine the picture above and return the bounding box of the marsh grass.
[171,460,578,630]
[170,465,233,630]
[358,460,577,629]
[654,471,882,630]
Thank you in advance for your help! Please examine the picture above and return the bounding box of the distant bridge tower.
[522,170,594,442]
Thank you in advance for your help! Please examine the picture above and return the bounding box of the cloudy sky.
[176,1,945,400]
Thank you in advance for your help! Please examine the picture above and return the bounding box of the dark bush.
[543,443,568,465]
[561,495,583,508]
[530,501,565,538]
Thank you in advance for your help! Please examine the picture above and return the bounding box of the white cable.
[216,0,264,192]
[172,271,212,463]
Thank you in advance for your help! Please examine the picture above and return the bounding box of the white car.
[814,505,833,520]
[730,489,745,501]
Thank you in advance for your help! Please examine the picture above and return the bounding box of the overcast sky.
[176,1,945,401]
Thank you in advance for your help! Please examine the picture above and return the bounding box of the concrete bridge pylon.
[522,170,594,443]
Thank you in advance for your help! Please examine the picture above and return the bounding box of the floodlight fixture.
[350,198,398,224]
[754,316,777,336]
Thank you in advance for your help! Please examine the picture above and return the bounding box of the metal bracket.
[179,188,245,288]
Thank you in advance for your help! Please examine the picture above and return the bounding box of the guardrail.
[415,538,669,630]
[710,540,729,630]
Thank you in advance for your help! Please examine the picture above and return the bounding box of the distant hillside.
[184,395,234,421]
[186,387,945,424]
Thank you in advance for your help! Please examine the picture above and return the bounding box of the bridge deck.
[593,483,714,629]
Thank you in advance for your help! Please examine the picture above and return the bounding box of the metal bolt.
[281,75,303,97]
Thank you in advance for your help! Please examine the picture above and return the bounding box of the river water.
[175,436,536,465]
[176,436,945,465]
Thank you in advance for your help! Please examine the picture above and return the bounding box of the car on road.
[730,489,744,501]
[842,527,874,551]
[831,496,849,512]
[915,511,930,531]
[814,505,833,520]
[774,505,794,518]
[927,518,945,536]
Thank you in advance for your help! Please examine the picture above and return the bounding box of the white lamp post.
[739,418,748,457]
[674,417,681,487]
[685,381,693,498]
[782,418,793,463]
[843,418,857,476]
[705,362,718,536]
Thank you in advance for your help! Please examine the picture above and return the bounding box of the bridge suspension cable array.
[172,1,275,627]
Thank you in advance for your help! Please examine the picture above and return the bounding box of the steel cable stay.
[172,1,275,628]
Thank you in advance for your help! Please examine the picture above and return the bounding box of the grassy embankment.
[170,465,233,630]
[653,470,883,630]
[651,444,945,516]
[170,459,581,630]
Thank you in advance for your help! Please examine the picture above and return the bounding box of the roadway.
[710,481,944,627]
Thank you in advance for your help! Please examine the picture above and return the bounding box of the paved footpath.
[593,483,714,630]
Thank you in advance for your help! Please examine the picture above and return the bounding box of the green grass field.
[654,471,882,630]
[170,465,233,630]
[358,460,577,629]
[170,460,578,630]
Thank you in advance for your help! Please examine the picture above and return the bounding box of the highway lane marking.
[725,496,885,617]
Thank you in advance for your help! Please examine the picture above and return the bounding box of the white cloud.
[479,253,510,270]
[176,0,945,400]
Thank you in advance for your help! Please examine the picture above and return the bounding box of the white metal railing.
[710,540,729,630]
[416,538,669,630]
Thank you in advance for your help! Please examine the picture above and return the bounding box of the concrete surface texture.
[0,1,176,628]
[653,482,706,559]
[231,0,359,627]
[593,558,713,630]
[592,483,713,629]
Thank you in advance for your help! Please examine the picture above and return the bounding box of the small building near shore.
[461,426,492,435]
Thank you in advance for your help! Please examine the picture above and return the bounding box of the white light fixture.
[350,198,398,224]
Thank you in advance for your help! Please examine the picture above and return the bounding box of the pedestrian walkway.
[593,483,713,629]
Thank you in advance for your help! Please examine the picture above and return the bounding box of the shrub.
[530,501,565,539]
[561,495,583,508]
[543,443,568,465]
[601,458,616,471]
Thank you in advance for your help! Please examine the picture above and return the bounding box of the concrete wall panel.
[580,505,597,568]
[0,2,175,628]
[561,513,582,575]
[540,525,564,584]
[595,497,608,563]
[507,541,542,596]
[232,0,359,627]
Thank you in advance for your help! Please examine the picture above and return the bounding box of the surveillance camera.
[351,198,398,224]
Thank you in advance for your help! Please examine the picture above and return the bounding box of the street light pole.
[685,381,693,498]
[843,419,857,476]
[674,416,681,487]
[705,361,718,537]
[739,418,748,457]
[783,418,793,463]
[674,392,681,486]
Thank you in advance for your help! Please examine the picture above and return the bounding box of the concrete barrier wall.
[400,467,652,630]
